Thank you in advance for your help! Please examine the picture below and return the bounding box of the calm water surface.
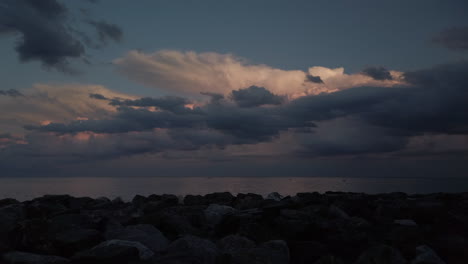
[0,177,467,201]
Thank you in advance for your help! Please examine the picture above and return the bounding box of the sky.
[0,0,468,178]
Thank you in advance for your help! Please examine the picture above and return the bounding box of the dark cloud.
[361,66,393,80]
[433,26,468,51]
[305,74,324,84]
[89,93,108,100]
[200,92,224,103]
[88,20,123,44]
[0,0,122,72]
[110,96,190,113]
[0,89,24,97]
[231,86,285,107]
[20,61,468,158]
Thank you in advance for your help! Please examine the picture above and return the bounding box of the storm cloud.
[0,0,122,71]
[1,61,466,163]
[0,89,23,97]
[361,66,393,81]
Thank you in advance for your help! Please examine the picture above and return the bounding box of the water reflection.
[0,177,467,201]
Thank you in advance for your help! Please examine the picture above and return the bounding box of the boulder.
[159,235,219,264]
[105,224,169,253]
[355,245,407,264]
[267,192,283,201]
[411,245,446,264]
[2,251,69,264]
[204,204,237,227]
[218,235,256,254]
[73,239,153,263]
[219,240,290,264]
[205,192,235,205]
[184,195,207,206]
[52,228,102,256]
[394,219,418,227]
[314,255,345,264]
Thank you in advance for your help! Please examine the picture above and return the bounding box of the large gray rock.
[411,245,445,264]
[106,224,169,253]
[267,192,283,201]
[159,235,219,264]
[73,239,153,263]
[2,251,69,264]
[218,235,256,254]
[355,245,407,264]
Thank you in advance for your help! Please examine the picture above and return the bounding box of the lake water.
[1,177,467,201]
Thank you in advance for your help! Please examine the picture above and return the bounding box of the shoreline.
[1,191,467,263]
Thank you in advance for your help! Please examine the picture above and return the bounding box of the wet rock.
[105,224,169,253]
[355,245,407,264]
[411,245,445,264]
[73,239,153,263]
[204,204,237,227]
[159,235,219,264]
[328,205,350,219]
[2,251,69,264]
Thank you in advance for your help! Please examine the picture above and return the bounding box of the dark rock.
[184,195,207,206]
[105,224,169,253]
[0,198,19,208]
[205,192,235,206]
[411,245,445,264]
[0,204,24,252]
[218,235,256,253]
[204,204,237,228]
[234,193,264,210]
[219,240,289,264]
[52,228,102,256]
[73,239,153,263]
[2,251,69,264]
[142,206,205,240]
[355,244,407,264]
[289,241,329,264]
[267,192,283,201]
[158,235,219,264]
[314,255,344,264]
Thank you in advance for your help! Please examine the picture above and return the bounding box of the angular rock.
[52,228,102,256]
[355,245,407,264]
[159,235,219,264]
[218,235,256,254]
[267,192,284,201]
[105,224,169,253]
[411,245,446,264]
[204,204,237,227]
[73,239,153,263]
[205,192,235,205]
[2,251,69,264]
[394,219,418,227]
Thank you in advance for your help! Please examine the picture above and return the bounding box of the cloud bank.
[114,50,404,98]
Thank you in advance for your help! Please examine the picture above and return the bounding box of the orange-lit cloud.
[114,50,405,99]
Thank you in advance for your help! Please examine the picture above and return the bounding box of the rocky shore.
[0,191,467,264]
